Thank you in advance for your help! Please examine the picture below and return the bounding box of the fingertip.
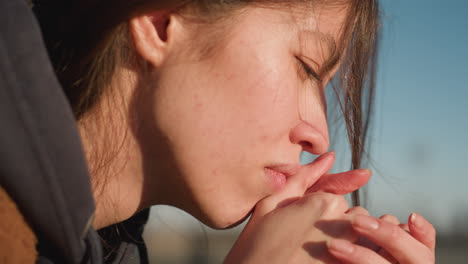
[320,151,336,165]
[347,170,371,189]
[357,169,372,179]
[356,169,372,176]
[409,212,436,235]
[409,212,437,250]
[303,151,335,187]
[302,151,335,172]
[409,212,426,230]
[254,152,335,218]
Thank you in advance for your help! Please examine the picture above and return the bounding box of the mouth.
[264,163,301,190]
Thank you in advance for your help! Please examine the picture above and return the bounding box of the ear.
[129,11,179,67]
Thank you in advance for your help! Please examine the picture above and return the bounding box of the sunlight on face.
[142,3,350,228]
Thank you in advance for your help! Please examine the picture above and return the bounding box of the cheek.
[192,50,299,145]
[150,35,306,226]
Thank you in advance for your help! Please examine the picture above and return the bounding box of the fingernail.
[410,213,424,229]
[352,169,372,177]
[359,169,372,176]
[328,239,354,254]
[318,151,335,161]
[353,215,379,230]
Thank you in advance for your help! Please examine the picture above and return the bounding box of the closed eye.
[296,56,322,83]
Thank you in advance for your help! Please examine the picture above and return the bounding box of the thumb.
[306,169,372,195]
[252,152,335,220]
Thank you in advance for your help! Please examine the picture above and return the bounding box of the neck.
[77,83,147,230]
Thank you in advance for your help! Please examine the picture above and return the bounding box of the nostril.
[290,122,329,155]
[299,141,313,149]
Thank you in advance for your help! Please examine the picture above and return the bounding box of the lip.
[264,163,301,190]
[265,163,301,177]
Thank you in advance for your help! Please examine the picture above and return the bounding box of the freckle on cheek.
[259,134,269,142]
[194,103,203,110]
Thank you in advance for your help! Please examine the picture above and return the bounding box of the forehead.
[282,2,351,47]
[272,2,352,72]
[188,3,352,69]
[240,3,351,52]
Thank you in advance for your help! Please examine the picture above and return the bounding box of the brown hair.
[33,0,379,205]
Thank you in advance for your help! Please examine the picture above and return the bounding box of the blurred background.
[143,0,468,263]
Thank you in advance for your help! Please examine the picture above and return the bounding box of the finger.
[252,152,335,219]
[357,236,380,252]
[357,220,415,263]
[351,215,435,263]
[341,206,372,248]
[377,248,398,264]
[408,213,436,251]
[346,206,370,216]
[306,169,371,195]
[327,239,391,264]
[379,214,400,225]
[377,214,402,264]
[374,219,401,264]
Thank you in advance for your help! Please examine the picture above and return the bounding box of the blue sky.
[301,0,468,234]
[355,0,468,233]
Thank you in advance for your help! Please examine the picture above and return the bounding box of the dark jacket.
[0,0,148,263]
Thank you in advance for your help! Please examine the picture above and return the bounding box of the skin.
[77,2,436,263]
[225,152,436,263]
[83,4,347,228]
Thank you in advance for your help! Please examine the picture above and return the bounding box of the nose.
[289,121,329,155]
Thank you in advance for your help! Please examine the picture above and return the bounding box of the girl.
[30,0,436,263]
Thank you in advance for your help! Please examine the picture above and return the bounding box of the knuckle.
[300,192,331,209]
[387,223,403,240]
[296,192,323,208]
[333,195,349,210]
[303,192,349,216]
[380,214,400,224]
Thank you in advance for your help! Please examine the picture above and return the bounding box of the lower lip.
[264,168,287,190]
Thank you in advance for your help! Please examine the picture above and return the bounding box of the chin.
[198,203,254,230]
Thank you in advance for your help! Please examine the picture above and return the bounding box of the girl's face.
[137,4,348,228]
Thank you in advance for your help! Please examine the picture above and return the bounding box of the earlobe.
[129,12,173,67]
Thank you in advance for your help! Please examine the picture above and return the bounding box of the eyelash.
[296,57,322,83]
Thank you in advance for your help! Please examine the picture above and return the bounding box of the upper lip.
[265,163,301,177]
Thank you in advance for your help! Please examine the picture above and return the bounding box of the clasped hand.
[225,153,436,264]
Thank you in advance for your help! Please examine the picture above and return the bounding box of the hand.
[224,152,372,264]
[327,213,436,264]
